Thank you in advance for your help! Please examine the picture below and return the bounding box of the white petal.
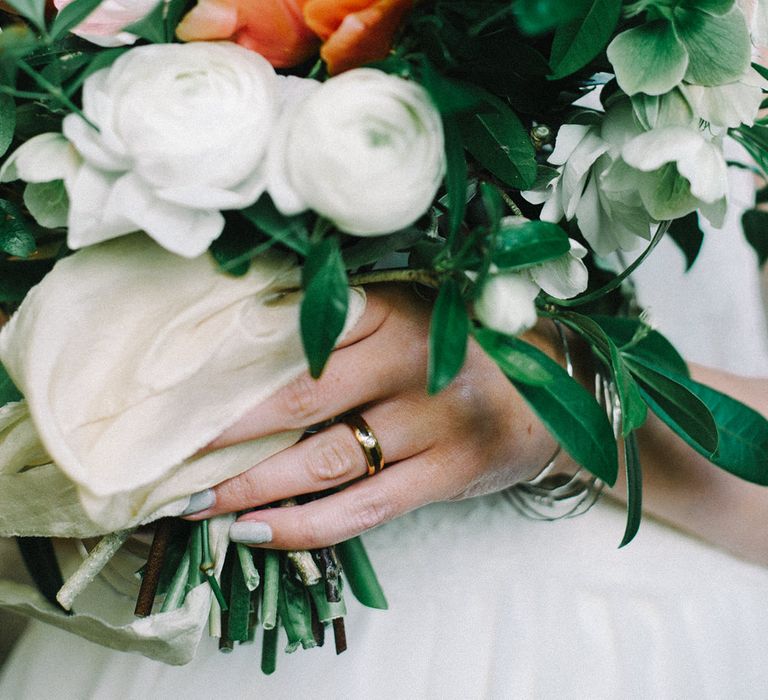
[549,124,591,166]
[0,133,81,183]
[622,127,701,172]
[475,273,540,336]
[108,173,224,258]
[66,164,137,248]
[63,113,129,172]
[530,250,589,299]
[676,139,728,203]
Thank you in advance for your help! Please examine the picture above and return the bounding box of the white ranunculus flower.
[268,68,445,236]
[1,43,279,257]
[53,0,159,46]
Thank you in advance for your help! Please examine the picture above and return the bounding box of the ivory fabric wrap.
[0,233,365,663]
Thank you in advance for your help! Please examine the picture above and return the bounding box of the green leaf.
[123,0,166,43]
[667,211,704,271]
[549,0,622,80]
[555,312,647,435]
[674,6,751,87]
[473,328,555,386]
[674,376,768,484]
[626,358,719,455]
[2,0,46,30]
[592,316,689,377]
[619,431,642,548]
[606,20,689,96]
[0,258,52,302]
[493,220,570,269]
[428,279,469,394]
[342,226,424,270]
[50,0,105,40]
[0,94,15,159]
[459,107,537,189]
[209,212,269,276]
[514,0,592,34]
[442,115,467,240]
[0,361,22,405]
[742,209,768,266]
[0,200,36,258]
[240,196,310,257]
[301,238,348,378]
[511,347,619,484]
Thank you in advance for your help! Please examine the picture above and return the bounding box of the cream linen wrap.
[0,234,365,664]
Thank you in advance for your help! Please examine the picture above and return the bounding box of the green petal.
[607,20,689,96]
[674,6,751,86]
[679,0,734,16]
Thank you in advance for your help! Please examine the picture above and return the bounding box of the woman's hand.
[184,284,560,549]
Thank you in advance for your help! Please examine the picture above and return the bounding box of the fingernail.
[181,489,216,516]
[230,521,273,545]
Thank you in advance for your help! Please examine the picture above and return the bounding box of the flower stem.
[134,517,174,617]
[56,529,134,611]
[348,268,440,288]
[261,550,280,630]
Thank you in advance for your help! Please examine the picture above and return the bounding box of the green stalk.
[262,551,280,630]
[261,623,279,675]
[186,523,202,590]
[159,549,191,613]
[200,519,227,611]
[237,543,260,591]
[336,537,388,610]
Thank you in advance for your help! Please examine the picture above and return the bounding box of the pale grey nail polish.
[230,521,273,545]
[181,489,216,516]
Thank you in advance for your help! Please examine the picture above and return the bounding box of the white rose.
[53,0,159,46]
[2,43,278,258]
[268,67,445,236]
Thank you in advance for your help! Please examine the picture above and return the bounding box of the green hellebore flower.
[607,1,751,96]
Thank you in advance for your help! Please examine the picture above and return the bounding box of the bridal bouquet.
[1,0,768,669]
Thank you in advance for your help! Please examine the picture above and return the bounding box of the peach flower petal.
[177,0,319,68]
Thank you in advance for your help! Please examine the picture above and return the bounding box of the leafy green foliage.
[514,0,594,34]
[619,432,642,547]
[0,258,53,302]
[479,328,618,484]
[627,358,719,455]
[301,238,348,378]
[667,212,704,271]
[240,196,311,257]
[549,0,622,79]
[428,279,469,394]
[473,328,555,385]
[742,209,768,266]
[2,0,47,31]
[125,0,187,44]
[0,94,16,159]
[459,106,537,189]
[593,316,689,377]
[492,220,570,269]
[0,200,36,257]
[441,115,468,240]
[49,0,104,41]
[0,362,22,405]
[673,376,768,484]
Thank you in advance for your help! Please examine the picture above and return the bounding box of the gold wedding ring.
[342,414,385,477]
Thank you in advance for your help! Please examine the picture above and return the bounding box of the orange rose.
[303,0,414,74]
[176,0,319,68]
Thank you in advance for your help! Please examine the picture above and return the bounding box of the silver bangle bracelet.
[504,322,621,521]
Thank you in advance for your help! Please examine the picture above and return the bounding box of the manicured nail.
[181,489,215,516]
[230,521,273,545]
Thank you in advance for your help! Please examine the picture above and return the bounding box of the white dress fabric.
[2,163,768,698]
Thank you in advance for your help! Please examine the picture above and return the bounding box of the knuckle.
[348,492,395,533]
[306,438,357,483]
[277,374,322,426]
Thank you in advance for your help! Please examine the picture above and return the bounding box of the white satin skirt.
[3,494,768,699]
